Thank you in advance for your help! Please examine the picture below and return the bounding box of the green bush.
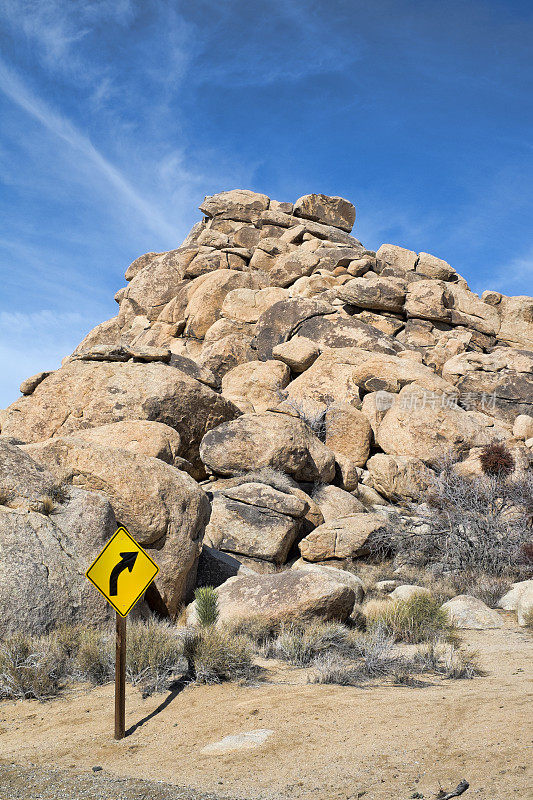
[194,586,219,628]
[365,595,454,643]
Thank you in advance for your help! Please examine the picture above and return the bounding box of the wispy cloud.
[0,57,179,241]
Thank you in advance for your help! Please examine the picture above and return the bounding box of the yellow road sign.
[86,526,159,617]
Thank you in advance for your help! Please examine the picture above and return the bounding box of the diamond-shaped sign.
[86,526,159,617]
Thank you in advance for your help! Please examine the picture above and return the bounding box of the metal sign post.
[85,526,160,740]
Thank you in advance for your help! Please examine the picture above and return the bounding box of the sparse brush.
[450,573,512,608]
[34,495,56,516]
[183,627,257,684]
[224,616,282,647]
[365,595,455,644]
[413,639,482,679]
[0,633,65,700]
[311,626,404,684]
[126,617,184,693]
[73,628,113,685]
[194,586,219,628]
[237,468,296,494]
[48,482,70,505]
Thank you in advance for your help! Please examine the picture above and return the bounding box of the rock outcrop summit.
[1,190,532,632]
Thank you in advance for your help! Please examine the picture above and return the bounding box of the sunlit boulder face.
[3,189,532,626]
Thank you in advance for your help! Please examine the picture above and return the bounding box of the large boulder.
[69,420,183,467]
[221,360,290,413]
[299,513,388,562]
[404,280,500,336]
[365,454,435,501]
[183,270,266,338]
[191,570,357,624]
[22,437,211,615]
[440,595,504,629]
[336,274,406,312]
[293,194,356,232]
[2,360,240,470]
[291,560,365,603]
[199,190,270,223]
[376,385,511,466]
[376,244,417,270]
[309,484,365,522]
[493,295,533,349]
[252,297,335,360]
[221,286,288,323]
[199,412,336,482]
[205,482,308,566]
[441,348,533,423]
[498,580,533,611]
[0,440,118,635]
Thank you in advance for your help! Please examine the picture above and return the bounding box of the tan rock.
[498,580,533,611]
[376,384,510,466]
[205,482,306,565]
[221,360,290,413]
[200,318,255,378]
[416,252,457,281]
[440,595,504,629]
[325,402,372,468]
[376,244,417,270]
[299,513,388,562]
[221,286,288,323]
[70,420,182,466]
[20,371,53,395]
[310,484,365,522]
[272,337,320,373]
[196,569,356,623]
[268,249,320,287]
[2,360,240,470]
[199,411,336,482]
[389,584,432,601]
[291,560,365,603]
[405,280,500,336]
[124,251,162,281]
[183,270,266,338]
[293,194,355,232]
[199,190,270,223]
[366,454,435,501]
[517,588,533,626]
[336,274,406,312]
[23,437,210,615]
[513,415,533,440]
[495,295,533,349]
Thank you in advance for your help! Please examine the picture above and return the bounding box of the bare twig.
[436,779,469,799]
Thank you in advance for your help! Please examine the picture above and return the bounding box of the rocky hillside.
[1,190,532,633]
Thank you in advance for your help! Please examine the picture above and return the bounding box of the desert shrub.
[126,617,184,692]
[49,482,70,505]
[312,626,404,684]
[275,390,332,442]
[237,467,296,494]
[194,586,219,628]
[368,458,533,579]
[0,633,65,700]
[449,573,511,608]
[224,615,282,647]
[414,640,481,679]
[263,621,347,666]
[32,495,56,515]
[479,443,515,477]
[183,628,257,684]
[365,595,454,644]
[73,628,113,685]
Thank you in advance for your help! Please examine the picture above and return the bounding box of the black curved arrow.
[109,551,138,596]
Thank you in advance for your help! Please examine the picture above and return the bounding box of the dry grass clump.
[224,615,283,647]
[0,632,65,700]
[183,627,257,684]
[365,595,455,644]
[0,488,15,507]
[263,621,353,666]
[237,467,297,494]
[414,639,482,679]
[71,627,114,685]
[126,617,184,693]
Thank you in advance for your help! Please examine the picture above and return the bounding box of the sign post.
[85,526,160,740]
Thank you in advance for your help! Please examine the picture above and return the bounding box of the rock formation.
[1,189,531,630]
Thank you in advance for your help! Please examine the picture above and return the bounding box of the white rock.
[389,585,432,601]
[201,729,274,755]
[441,595,504,629]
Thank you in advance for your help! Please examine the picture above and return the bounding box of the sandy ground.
[0,624,531,800]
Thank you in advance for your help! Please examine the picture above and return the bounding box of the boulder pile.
[1,190,532,632]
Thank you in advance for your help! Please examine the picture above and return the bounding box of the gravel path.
[0,764,236,800]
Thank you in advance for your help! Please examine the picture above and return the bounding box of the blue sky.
[0,0,532,407]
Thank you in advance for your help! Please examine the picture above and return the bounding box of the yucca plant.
[194,586,219,628]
